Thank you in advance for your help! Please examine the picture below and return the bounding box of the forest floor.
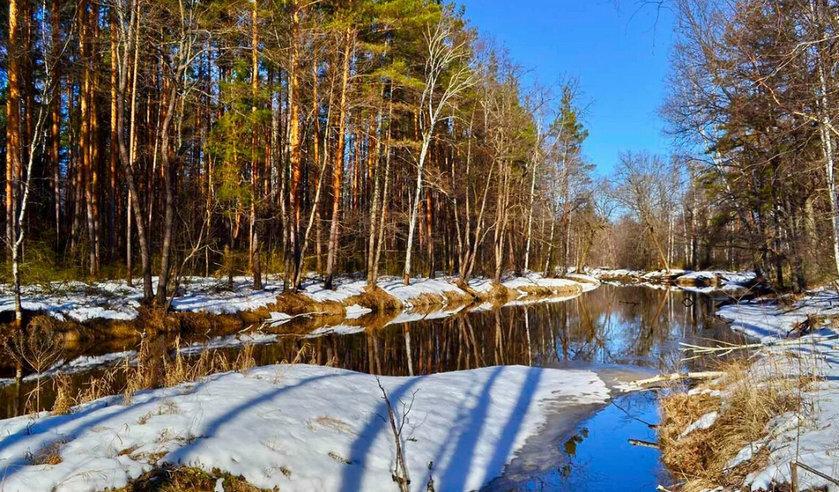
[656,287,839,491]
[0,364,613,492]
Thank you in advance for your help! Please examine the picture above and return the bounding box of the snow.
[709,291,839,491]
[0,274,595,325]
[0,364,610,492]
[501,274,580,297]
[268,311,293,325]
[0,277,288,322]
[468,278,494,294]
[378,277,467,307]
[679,411,719,439]
[179,332,280,355]
[344,304,372,320]
[589,269,756,292]
[0,350,138,389]
[305,325,367,338]
[300,278,367,304]
[169,277,284,315]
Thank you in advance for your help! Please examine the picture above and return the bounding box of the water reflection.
[485,391,670,491]
[1,285,741,419]
[0,284,747,490]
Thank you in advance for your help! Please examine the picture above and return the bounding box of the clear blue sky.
[459,0,675,176]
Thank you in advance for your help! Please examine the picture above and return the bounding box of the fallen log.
[628,371,726,388]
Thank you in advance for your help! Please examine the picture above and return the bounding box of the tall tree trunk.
[155,81,180,305]
[325,29,352,289]
[810,0,839,278]
[50,0,62,252]
[251,0,264,290]
[115,0,152,302]
[403,131,432,285]
[288,1,302,289]
[6,0,21,263]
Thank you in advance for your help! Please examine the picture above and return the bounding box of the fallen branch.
[628,371,726,387]
[680,335,839,360]
[628,438,659,449]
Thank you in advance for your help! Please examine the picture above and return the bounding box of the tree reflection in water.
[1,285,744,419]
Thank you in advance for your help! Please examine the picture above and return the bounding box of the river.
[0,283,745,490]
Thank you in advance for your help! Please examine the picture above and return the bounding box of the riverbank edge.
[649,289,839,491]
[0,364,612,492]
[590,268,759,291]
[3,273,599,346]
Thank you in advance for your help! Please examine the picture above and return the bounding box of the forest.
[1,0,598,310]
[2,0,836,314]
[2,1,839,491]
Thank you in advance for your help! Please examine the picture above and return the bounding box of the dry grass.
[658,358,808,491]
[515,283,582,298]
[272,291,344,316]
[117,466,272,492]
[478,283,518,303]
[28,440,66,466]
[344,285,403,313]
[51,336,258,413]
[51,373,74,415]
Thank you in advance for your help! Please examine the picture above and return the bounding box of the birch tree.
[403,8,474,285]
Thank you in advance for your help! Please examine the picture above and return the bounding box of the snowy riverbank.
[0,364,610,492]
[0,272,596,325]
[590,268,756,293]
[662,290,839,490]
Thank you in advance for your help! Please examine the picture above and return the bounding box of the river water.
[0,284,744,490]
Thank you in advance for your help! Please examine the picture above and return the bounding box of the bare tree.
[403,8,474,285]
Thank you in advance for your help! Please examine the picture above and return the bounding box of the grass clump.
[27,440,66,466]
[118,465,274,492]
[658,359,806,491]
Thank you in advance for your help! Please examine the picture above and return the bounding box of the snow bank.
[0,276,288,322]
[169,277,284,315]
[300,278,367,304]
[711,292,839,491]
[0,273,596,326]
[0,364,610,492]
[378,277,468,306]
[590,269,756,292]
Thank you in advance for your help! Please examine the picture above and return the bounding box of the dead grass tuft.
[272,292,344,316]
[659,358,806,491]
[28,440,66,466]
[345,286,402,313]
[480,283,518,303]
[117,465,272,492]
[51,373,74,415]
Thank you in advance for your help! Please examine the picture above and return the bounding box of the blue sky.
[459,0,676,176]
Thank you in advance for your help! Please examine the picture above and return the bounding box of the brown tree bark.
[6,0,21,262]
[251,0,264,290]
[288,0,302,289]
[325,29,352,289]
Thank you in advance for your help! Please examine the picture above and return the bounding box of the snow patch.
[0,364,610,492]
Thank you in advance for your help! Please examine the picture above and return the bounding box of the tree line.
[584,0,839,292]
[1,0,595,309]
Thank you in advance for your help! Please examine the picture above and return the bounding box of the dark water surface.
[0,284,743,490]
